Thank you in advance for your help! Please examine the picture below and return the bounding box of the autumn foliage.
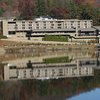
[50,7,69,19]
[0,0,99,25]
[18,0,35,19]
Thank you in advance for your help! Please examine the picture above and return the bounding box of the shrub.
[43,35,68,42]
[0,35,7,39]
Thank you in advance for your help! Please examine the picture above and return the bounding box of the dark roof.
[32,28,75,32]
[79,28,96,32]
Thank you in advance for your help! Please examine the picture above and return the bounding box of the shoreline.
[0,39,96,53]
[0,39,96,62]
[1,38,96,45]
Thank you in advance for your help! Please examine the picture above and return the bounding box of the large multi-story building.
[1,17,99,41]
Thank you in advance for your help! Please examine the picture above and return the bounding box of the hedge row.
[42,35,68,42]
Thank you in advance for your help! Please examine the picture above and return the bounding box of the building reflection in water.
[0,51,100,100]
[1,50,100,81]
[3,59,95,81]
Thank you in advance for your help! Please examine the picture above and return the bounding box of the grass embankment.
[42,35,68,42]
[0,35,7,39]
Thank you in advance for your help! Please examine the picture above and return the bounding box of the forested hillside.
[0,0,100,25]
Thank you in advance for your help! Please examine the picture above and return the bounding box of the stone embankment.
[4,44,95,53]
[0,40,95,53]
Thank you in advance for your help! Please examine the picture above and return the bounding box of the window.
[29,24,32,26]
[24,70,26,78]
[58,69,63,76]
[78,26,80,28]
[15,26,18,29]
[52,69,55,76]
[15,24,18,29]
[36,27,39,29]
[50,21,53,23]
[35,21,38,23]
[30,70,33,76]
[43,21,46,23]
[37,70,40,76]
[45,69,47,76]
[71,23,73,26]
[22,27,25,29]
[8,31,16,35]
[51,24,54,27]
[66,69,68,73]
[56,21,62,23]
[10,66,16,69]
[44,23,46,26]
[78,21,80,25]
[79,69,82,75]
[84,23,87,25]
[58,27,61,29]
[29,27,32,29]
[22,21,25,23]
[44,27,46,29]
[58,24,61,26]
[36,24,39,26]
[22,24,25,26]
[59,69,63,73]
[29,21,32,23]
[16,70,19,76]
[84,26,87,28]
[51,26,53,29]
[72,69,75,75]
[71,21,74,23]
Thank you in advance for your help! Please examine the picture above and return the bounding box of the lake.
[0,50,100,100]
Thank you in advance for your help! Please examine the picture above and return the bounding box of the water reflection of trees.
[0,69,100,100]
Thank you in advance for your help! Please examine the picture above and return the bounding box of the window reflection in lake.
[0,50,100,100]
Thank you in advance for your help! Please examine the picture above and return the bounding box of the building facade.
[3,62,93,80]
[2,18,98,39]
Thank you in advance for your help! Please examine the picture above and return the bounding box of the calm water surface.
[68,88,100,100]
[0,50,100,100]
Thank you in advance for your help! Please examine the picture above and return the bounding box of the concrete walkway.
[1,38,78,45]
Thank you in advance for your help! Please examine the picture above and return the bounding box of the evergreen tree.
[36,0,47,16]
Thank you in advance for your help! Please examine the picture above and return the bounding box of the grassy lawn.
[0,35,7,39]
[42,35,68,42]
